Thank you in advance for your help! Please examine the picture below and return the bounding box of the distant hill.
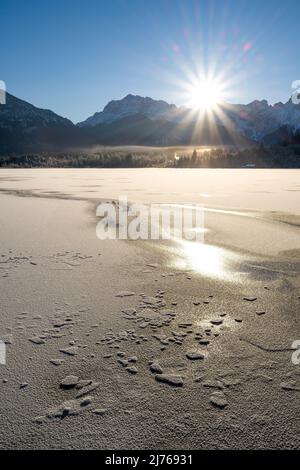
[0,93,93,153]
[78,94,185,127]
[83,113,251,146]
[1,92,300,154]
[80,94,300,143]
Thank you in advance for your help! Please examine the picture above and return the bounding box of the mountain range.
[1,92,300,154]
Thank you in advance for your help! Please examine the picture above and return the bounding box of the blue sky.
[0,0,299,122]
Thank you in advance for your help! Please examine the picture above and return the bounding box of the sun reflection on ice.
[168,238,239,281]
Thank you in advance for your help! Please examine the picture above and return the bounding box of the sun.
[186,78,224,112]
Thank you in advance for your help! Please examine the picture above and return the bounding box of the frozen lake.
[0,168,299,213]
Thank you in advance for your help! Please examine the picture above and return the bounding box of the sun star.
[186,78,224,112]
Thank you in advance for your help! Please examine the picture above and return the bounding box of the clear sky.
[1,0,299,122]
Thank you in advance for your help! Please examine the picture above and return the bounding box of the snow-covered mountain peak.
[78,94,178,127]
